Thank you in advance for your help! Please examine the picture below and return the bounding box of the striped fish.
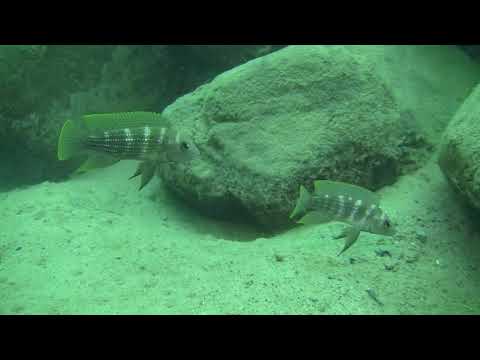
[57,112,200,190]
[290,180,396,255]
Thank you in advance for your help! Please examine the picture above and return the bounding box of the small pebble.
[366,288,384,306]
[274,254,285,262]
[406,255,419,264]
[384,261,399,272]
[375,249,392,258]
[15,246,22,251]
[415,230,427,243]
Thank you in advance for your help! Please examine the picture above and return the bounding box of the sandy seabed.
[1,157,479,314]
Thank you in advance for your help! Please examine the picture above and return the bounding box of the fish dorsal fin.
[314,180,380,205]
[298,211,333,225]
[82,112,165,132]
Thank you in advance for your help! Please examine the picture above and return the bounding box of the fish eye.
[384,219,391,228]
[181,142,190,151]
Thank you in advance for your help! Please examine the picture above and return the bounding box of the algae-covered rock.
[0,45,114,127]
[0,45,115,188]
[459,45,480,62]
[438,83,480,209]
[4,45,475,197]
[76,45,284,115]
[180,45,284,75]
[348,45,480,143]
[0,45,281,190]
[0,46,48,115]
[159,45,429,229]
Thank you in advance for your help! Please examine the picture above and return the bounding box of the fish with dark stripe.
[290,180,396,255]
[57,112,200,190]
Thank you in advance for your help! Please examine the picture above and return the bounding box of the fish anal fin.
[337,227,361,256]
[298,211,332,225]
[74,155,119,174]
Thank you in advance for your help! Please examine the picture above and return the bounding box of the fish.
[290,180,396,255]
[57,111,200,190]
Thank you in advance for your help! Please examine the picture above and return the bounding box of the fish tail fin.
[57,119,88,160]
[290,185,312,220]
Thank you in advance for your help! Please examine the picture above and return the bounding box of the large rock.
[348,45,480,143]
[438,83,480,209]
[159,45,430,230]
[0,45,281,190]
[0,45,115,189]
[459,45,480,62]
[78,46,283,114]
[179,45,285,78]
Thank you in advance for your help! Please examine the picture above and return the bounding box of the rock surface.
[0,45,280,189]
[438,83,480,210]
[348,45,480,143]
[159,45,429,229]
[0,45,114,188]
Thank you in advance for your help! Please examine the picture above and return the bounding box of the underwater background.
[1,45,480,314]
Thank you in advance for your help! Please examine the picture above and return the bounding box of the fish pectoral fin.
[129,161,155,189]
[138,162,156,191]
[337,227,361,256]
[129,163,143,180]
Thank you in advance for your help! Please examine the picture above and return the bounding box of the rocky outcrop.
[159,45,430,229]
[3,45,478,196]
[0,45,280,189]
[0,45,114,188]
[348,45,480,143]
[438,83,480,209]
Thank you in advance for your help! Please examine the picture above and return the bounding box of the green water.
[1,45,480,314]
